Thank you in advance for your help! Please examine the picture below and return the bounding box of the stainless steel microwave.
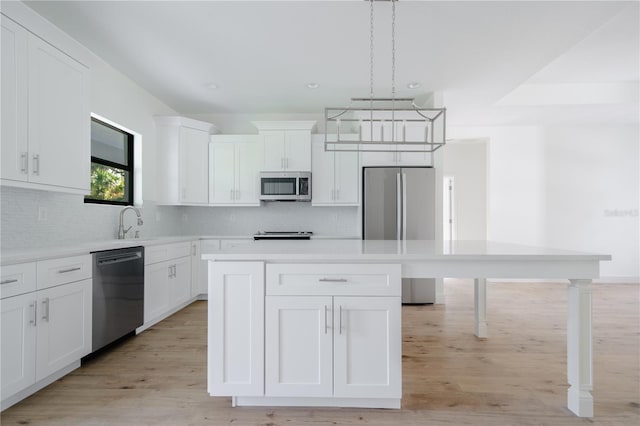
[259,171,311,201]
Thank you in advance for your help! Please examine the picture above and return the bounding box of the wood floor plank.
[2,280,638,425]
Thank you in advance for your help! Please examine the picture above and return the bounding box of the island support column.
[567,279,593,417]
[474,278,488,338]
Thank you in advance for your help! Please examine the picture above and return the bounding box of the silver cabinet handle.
[336,189,340,200]
[30,301,37,326]
[339,305,343,335]
[230,189,233,200]
[21,152,28,174]
[168,265,172,279]
[318,278,347,283]
[58,267,81,274]
[32,154,40,176]
[0,278,18,285]
[42,298,50,322]
[324,305,329,334]
[192,244,197,256]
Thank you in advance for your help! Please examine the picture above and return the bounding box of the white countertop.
[202,239,611,262]
[0,235,360,265]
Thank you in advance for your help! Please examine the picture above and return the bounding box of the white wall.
[542,125,639,280]
[442,140,488,240]
[448,124,639,280]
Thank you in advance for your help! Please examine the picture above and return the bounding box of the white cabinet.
[143,242,193,327]
[252,121,316,172]
[333,296,401,398]
[264,262,401,401]
[265,296,333,397]
[35,279,92,381]
[209,135,260,206]
[1,292,37,399]
[208,261,264,396]
[311,135,359,206]
[155,116,217,205]
[1,258,91,408]
[261,130,311,171]
[1,16,90,194]
[266,295,400,399]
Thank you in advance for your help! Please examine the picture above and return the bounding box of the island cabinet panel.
[208,262,264,396]
[333,296,401,398]
[265,296,333,397]
[266,264,401,296]
[263,263,401,401]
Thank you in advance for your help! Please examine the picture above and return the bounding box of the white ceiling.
[25,0,639,126]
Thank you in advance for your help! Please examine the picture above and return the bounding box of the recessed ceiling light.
[407,82,421,89]
[307,82,319,89]
[206,83,218,89]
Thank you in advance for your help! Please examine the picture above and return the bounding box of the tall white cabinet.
[155,116,218,205]
[311,135,360,206]
[1,15,90,194]
[209,135,261,206]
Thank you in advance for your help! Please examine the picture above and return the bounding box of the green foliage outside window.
[87,163,126,202]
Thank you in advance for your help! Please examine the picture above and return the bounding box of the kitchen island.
[203,239,610,417]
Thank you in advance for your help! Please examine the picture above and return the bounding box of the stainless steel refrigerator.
[363,167,436,304]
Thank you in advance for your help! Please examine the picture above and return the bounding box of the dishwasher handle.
[96,252,142,266]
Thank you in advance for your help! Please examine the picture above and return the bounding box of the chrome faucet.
[118,206,143,239]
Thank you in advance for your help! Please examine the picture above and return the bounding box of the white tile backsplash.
[1,187,183,251]
[1,187,359,251]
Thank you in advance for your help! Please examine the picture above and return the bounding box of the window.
[85,117,134,205]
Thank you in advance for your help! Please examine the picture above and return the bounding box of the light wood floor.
[2,280,639,425]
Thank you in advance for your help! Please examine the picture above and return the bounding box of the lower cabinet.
[265,295,401,399]
[208,261,402,406]
[1,278,91,406]
[143,242,193,327]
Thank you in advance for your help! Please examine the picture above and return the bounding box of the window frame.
[85,117,135,206]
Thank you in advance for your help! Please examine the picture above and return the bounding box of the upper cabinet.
[209,135,261,206]
[155,116,218,205]
[311,135,360,206]
[1,16,90,194]
[252,121,316,172]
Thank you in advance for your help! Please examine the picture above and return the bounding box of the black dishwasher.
[91,246,144,352]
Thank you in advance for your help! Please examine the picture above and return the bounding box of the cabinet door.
[1,17,29,183]
[171,257,192,307]
[334,150,359,204]
[235,141,260,205]
[1,293,37,399]
[144,262,171,323]
[265,296,333,397]
[311,141,335,205]
[262,131,285,171]
[333,296,401,399]
[208,262,264,396]
[27,34,89,191]
[190,241,201,298]
[36,279,92,381]
[396,125,431,165]
[179,126,209,204]
[285,130,311,171]
[209,142,235,204]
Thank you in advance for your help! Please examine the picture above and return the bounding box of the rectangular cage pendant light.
[324,97,446,153]
[324,0,447,155]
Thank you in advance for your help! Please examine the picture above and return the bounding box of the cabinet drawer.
[266,264,401,296]
[1,262,37,299]
[145,242,191,265]
[36,255,92,290]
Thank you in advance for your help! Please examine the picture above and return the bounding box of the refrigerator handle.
[402,173,407,240]
[396,173,402,240]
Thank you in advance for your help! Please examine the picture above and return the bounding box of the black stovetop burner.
[253,231,313,240]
